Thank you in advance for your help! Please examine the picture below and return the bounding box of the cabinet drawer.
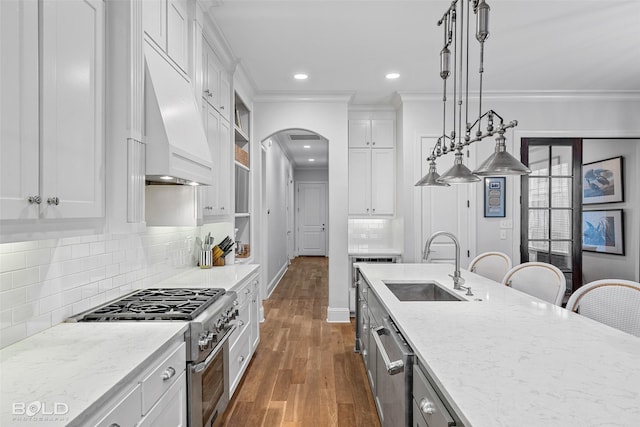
[229,328,251,396]
[138,371,187,427]
[413,367,455,427]
[95,384,141,427]
[141,342,186,414]
[229,300,250,349]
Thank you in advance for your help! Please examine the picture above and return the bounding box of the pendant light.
[415,0,530,185]
[415,159,450,187]
[473,132,532,176]
[437,150,481,184]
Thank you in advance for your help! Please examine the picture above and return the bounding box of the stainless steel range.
[71,287,238,427]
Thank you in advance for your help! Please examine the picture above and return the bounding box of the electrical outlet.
[500,220,513,229]
[500,230,507,240]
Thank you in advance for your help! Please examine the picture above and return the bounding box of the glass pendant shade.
[473,134,531,176]
[437,151,481,184]
[415,160,450,187]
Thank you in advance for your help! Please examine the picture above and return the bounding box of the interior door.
[297,182,327,256]
[521,138,582,294]
[419,137,472,265]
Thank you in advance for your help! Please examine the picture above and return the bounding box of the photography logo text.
[12,401,69,422]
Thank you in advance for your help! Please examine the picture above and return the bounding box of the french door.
[520,138,583,296]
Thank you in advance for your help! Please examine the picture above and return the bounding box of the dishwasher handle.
[372,326,405,375]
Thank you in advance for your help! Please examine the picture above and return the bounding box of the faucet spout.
[423,231,465,290]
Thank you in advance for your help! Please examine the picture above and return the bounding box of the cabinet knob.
[372,141,376,145]
[372,208,376,213]
[238,355,245,363]
[366,141,370,145]
[47,197,60,206]
[204,89,213,98]
[238,320,245,326]
[220,105,225,110]
[28,195,41,205]
[419,398,436,415]
[161,366,176,381]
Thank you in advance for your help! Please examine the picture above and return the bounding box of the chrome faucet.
[423,231,466,290]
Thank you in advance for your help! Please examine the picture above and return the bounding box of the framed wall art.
[582,209,625,255]
[582,156,624,204]
[484,177,505,218]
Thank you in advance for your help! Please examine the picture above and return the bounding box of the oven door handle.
[191,325,237,373]
[372,325,405,375]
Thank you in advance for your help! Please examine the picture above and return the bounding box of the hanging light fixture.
[415,158,450,187]
[415,0,530,187]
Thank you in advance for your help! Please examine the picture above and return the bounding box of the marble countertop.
[0,263,260,426]
[357,263,640,427]
[0,322,188,426]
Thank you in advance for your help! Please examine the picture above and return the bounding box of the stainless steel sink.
[383,281,465,302]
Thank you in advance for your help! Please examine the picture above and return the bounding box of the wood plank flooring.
[220,257,380,427]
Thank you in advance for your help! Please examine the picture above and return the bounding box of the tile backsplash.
[0,227,201,349]
[348,218,403,250]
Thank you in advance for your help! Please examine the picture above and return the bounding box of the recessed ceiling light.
[188,181,200,186]
[294,73,308,80]
[303,145,311,149]
[160,176,174,180]
[385,72,400,80]
[308,158,315,162]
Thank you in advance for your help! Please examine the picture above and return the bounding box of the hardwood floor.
[220,256,380,427]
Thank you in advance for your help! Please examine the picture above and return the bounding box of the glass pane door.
[521,139,582,297]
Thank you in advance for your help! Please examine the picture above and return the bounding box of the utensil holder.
[199,249,212,269]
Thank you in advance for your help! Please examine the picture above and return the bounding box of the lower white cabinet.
[90,340,187,427]
[228,272,260,397]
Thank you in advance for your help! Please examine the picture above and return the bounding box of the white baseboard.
[326,307,350,323]
[266,262,288,298]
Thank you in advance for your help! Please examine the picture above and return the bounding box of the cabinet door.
[371,119,394,148]
[250,283,260,351]
[200,104,219,217]
[217,118,231,214]
[348,149,372,215]
[40,0,104,218]
[95,384,142,427]
[371,149,394,215]
[348,120,372,148]
[0,0,39,220]
[167,0,188,72]
[219,71,231,120]
[142,0,166,49]
[202,39,221,109]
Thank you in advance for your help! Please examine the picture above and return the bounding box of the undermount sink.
[383,281,465,302]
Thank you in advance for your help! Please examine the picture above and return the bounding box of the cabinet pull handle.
[109,424,121,427]
[47,197,60,206]
[161,366,176,381]
[28,196,41,205]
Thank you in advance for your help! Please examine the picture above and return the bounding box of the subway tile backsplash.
[348,218,400,250]
[0,227,200,349]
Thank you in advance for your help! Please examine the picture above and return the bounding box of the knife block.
[212,246,225,266]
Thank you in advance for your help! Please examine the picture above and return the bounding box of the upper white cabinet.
[200,101,231,217]
[0,0,105,220]
[348,119,395,216]
[348,119,395,148]
[202,37,231,120]
[142,0,188,73]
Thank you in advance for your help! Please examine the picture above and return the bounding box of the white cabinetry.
[229,272,260,396]
[348,119,394,148]
[202,38,231,120]
[142,0,188,73]
[348,119,395,216]
[200,102,231,217]
[0,0,104,221]
[92,340,187,427]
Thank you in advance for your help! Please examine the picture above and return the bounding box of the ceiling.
[207,0,640,168]
[269,129,329,169]
[207,0,640,105]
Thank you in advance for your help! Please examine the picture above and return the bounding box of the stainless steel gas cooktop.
[77,288,226,321]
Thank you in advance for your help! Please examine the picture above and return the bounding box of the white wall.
[264,139,294,294]
[399,93,640,268]
[582,139,639,282]
[295,168,328,182]
[253,97,350,322]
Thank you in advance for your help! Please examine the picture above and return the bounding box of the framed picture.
[582,209,624,255]
[484,177,505,217]
[582,156,624,204]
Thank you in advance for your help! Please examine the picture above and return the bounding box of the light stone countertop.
[357,263,640,427]
[0,263,260,426]
[0,322,188,426]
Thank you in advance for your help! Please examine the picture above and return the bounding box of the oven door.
[188,327,235,427]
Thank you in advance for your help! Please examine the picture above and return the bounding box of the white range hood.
[144,41,213,185]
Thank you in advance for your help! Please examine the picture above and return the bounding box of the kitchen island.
[357,263,640,427]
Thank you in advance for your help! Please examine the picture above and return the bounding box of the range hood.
[144,41,213,185]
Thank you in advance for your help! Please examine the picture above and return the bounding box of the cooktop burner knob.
[198,336,210,350]
[216,318,225,329]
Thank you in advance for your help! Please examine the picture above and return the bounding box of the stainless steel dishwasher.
[368,291,413,427]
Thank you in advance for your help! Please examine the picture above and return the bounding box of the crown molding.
[254,91,354,103]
